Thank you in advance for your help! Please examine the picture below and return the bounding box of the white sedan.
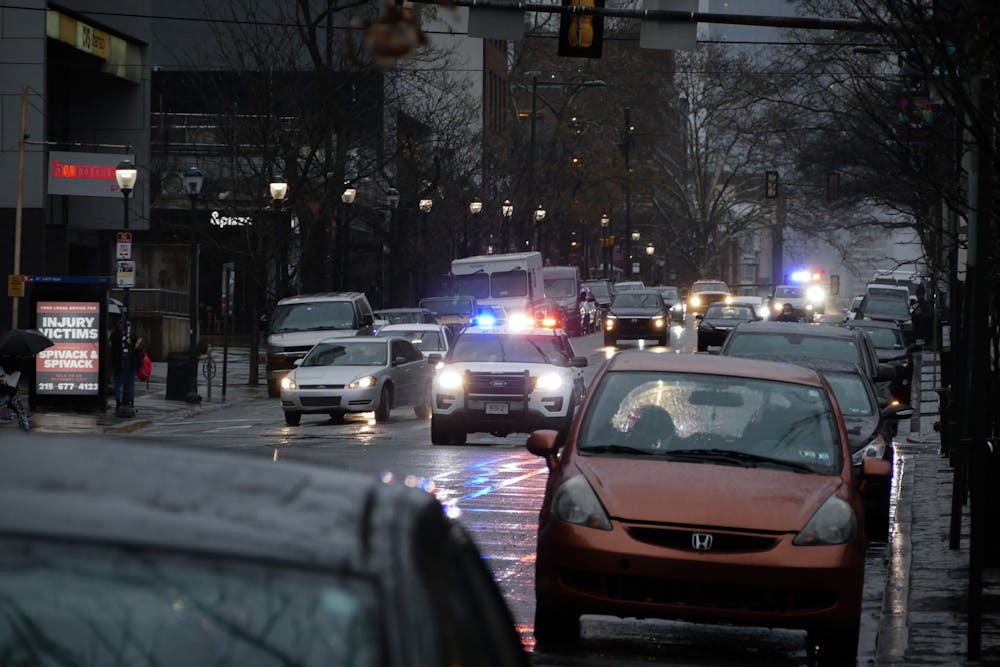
[374,323,453,359]
[279,336,434,426]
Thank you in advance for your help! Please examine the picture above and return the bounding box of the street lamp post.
[501,199,513,253]
[183,166,204,403]
[269,176,289,300]
[114,160,137,418]
[631,230,641,277]
[340,182,357,290]
[533,205,546,251]
[418,197,433,298]
[645,243,655,284]
[468,197,483,255]
[600,213,610,279]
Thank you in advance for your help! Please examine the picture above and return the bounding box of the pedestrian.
[111,321,141,412]
[774,303,798,322]
[0,355,30,431]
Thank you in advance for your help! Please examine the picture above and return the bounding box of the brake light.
[541,316,558,328]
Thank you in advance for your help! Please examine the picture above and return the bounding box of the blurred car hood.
[292,364,385,384]
[610,308,663,317]
[699,317,748,329]
[268,330,357,348]
[576,457,841,531]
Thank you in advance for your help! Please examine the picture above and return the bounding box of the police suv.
[430,318,588,446]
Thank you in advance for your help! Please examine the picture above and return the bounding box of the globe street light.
[501,199,513,252]
[645,243,655,284]
[114,160,137,418]
[600,213,610,279]
[269,175,290,300]
[418,197,433,298]
[183,166,204,404]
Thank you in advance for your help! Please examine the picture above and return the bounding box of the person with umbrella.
[0,355,30,431]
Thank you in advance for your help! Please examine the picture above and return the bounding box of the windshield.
[0,538,382,666]
[452,274,491,300]
[375,310,427,324]
[612,293,662,309]
[544,278,577,298]
[270,302,356,333]
[420,297,474,316]
[658,287,680,301]
[863,295,911,319]
[692,281,728,293]
[860,327,905,350]
[449,334,569,365]
[577,371,840,474]
[704,304,755,320]
[774,286,804,299]
[613,282,644,293]
[823,371,875,417]
[490,270,528,298]
[376,329,444,352]
[302,341,387,367]
[726,333,861,365]
[583,282,610,298]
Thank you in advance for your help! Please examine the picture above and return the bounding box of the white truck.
[450,251,550,322]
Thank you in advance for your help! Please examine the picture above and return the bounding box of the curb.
[105,418,153,434]
[876,440,914,665]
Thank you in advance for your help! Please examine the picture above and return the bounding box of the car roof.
[276,292,366,305]
[0,435,445,573]
[613,289,661,296]
[317,335,390,344]
[730,321,862,339]
[377,323,444,332]
[844,319,902,330]
[375,307,432,313]
[605,349,825,386]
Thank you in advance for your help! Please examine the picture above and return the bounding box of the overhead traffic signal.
[558,0,605,59]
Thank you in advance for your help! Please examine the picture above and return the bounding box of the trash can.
[166,354,196,401]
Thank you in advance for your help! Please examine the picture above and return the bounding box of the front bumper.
[281,384,380,414]
[605,317,667,340]
[535,517,865,630]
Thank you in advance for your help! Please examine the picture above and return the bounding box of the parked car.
[527,351,890,662]
[844,319,914,403]
[603,290,670,347]
[686,279,731,318]
[0,434,530,667]
[374,322,454,361]
[857,288,915,344]
[373,307,439,326]
[581,279,613,323]
[696,302,760,351]
[279,336,434,425]
[718,320,896,400]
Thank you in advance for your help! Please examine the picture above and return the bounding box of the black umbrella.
[0,328,55,357]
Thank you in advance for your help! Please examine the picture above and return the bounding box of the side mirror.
[861,456,892,480]
[695,313,704,320]
[428,353,443,362]
[392,355,407,366]
[527,429,560,470]
[876,363,897,381]
[293,359,304,367]
[881,402,914,420]
[570,355,588,368]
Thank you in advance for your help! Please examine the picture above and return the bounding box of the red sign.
[35,301,101,396]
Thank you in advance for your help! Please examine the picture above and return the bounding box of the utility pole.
[11,85,26,329]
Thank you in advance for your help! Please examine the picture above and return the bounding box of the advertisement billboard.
[34,301,101,396]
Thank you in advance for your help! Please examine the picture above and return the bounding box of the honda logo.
[691,533,714,551]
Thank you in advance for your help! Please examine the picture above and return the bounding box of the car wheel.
[603,335,615,347]
[807,620,859,663]
[657,332,668,346]
[283,411,301,426]
[374,385,392,422]
[328,411,346,424]
[413,383,431,419]
[533,600,580,646]
[267,378,281,398]
[451,428,467,446]
[431,416,451,445]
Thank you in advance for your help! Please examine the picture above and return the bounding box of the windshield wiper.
[665,448,818,473]
[579,444,655,456]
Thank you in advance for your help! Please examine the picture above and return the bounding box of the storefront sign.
[35,301,101,396]
[48,151,134,198]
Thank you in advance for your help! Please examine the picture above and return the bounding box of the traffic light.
[558,0,605,59]
[765,170,779,199]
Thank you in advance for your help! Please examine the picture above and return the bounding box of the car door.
[390,339,425,406]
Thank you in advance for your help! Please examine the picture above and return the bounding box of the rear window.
[726,332,861,365]
[0,539,383,666]
[693,281,728,293]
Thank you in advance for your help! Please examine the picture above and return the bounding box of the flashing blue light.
[476,312,497,327]
[789,270,811,283]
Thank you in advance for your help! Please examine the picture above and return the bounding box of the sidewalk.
[876,351,1000,665]
[14,345,1000,664]
[29,345,266,434]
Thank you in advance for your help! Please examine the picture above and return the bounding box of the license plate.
[485,402,509,415]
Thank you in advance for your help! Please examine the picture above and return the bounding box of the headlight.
[436,369,463,391]
[535,372,563,391]
[280,375,297,391]
[806,284,826,304]
[348,375,378,389]
[793,495,857,546]
[773,302,785,313]
[653,316,665,329]
[724,295,734,304]
[605,317,616,330]
[851,439,887,465]
[690,295,702,307]
[552,475,611,530]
